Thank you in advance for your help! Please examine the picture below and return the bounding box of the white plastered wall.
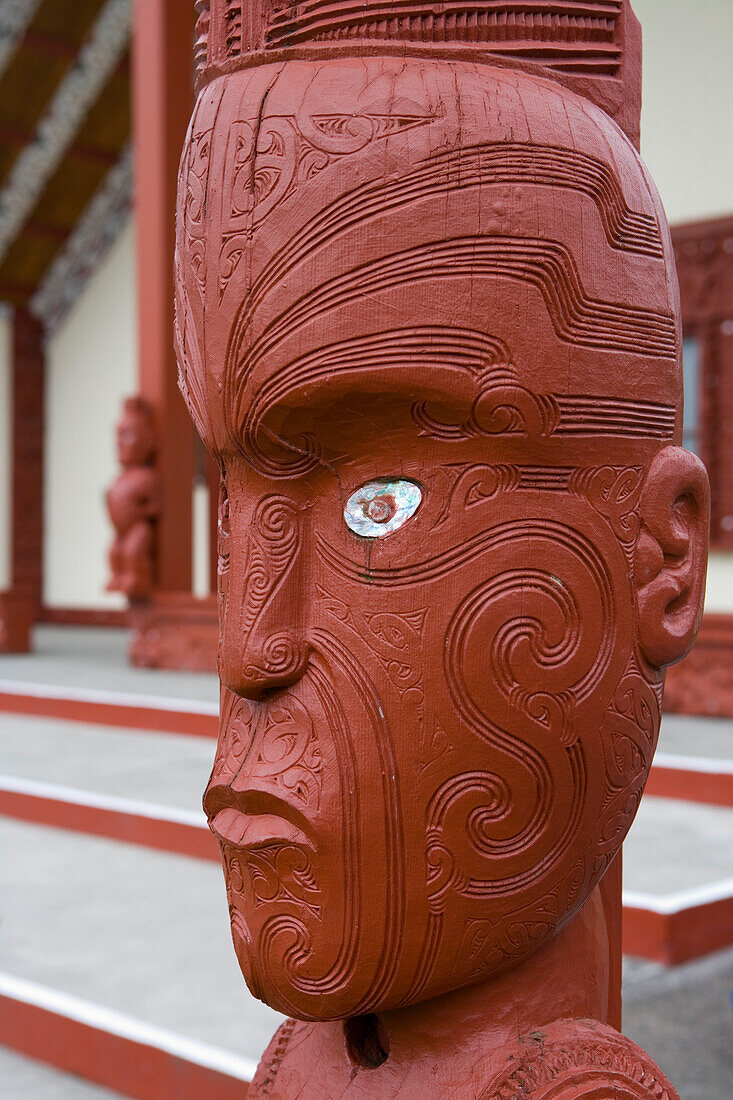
[634,0,733,615]
[0,310,11,591]
[44,220,137,610]
[634,0,733,226]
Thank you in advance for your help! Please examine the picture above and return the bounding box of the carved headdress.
[194,1,641,146]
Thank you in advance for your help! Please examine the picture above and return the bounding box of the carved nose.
[219,629,310,700]
[219,494,308,699]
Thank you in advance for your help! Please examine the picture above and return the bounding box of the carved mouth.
[209,806,314,852]
[204,778,317,852]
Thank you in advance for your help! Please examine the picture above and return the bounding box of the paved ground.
[1,711,213,810]
[0,1046,125,1098]
[0,626,218,705]
[0,818,284,1059]
[624,947,733,1100]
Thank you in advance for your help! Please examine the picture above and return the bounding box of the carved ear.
[634,447,710,668]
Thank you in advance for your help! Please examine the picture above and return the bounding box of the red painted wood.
[173,2,706,1095]
[623,895,733,965]
[673,217,733,550]
[0,993,249,1100]
[132,0,196,592]
[647,764,733,808]
[0,789,218,862]
[0,691,217,737]
[2,309,45,653]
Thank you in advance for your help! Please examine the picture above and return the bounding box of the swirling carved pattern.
[401,517,621,1001]
[219,109,434,295]
[175,82,225,446]
[240,495,299,649]
[414,365,560,441]
[571,465,644,547]
[594,670,661,866]
[316,585,428,711]
[252,697,323,813]
[223,128,662,362]
[242,636,405,1016]
[415,377,675,443]
[420,141,661,257]
[483,1019,677,1099]
[241,327,509,476]
[248,843,322,917]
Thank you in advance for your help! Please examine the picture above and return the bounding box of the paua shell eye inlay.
[344,479,422,538]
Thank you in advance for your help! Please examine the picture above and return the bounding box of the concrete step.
[648,713,733,807]
[0,625,218,735]
[0,1045,125,1099]
[0,712,213,810]
[0,818,283,1097]
[623,795,733,963]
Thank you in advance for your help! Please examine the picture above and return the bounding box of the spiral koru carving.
[435,524,615,891]
[403,518,628,1001]
[241,496,299,636]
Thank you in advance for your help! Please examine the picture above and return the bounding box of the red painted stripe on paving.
[0,690,218,737]
[0,789,219,862]
[646,765,733,808]
[0,994,249,1100]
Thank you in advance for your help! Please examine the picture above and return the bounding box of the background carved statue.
[106,396,159,600]
[175,2,709,1096]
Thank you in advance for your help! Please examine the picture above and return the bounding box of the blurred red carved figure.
[106,396,160,600]
[174,2,709,1095]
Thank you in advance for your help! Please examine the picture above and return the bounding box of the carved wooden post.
[176,3,709,1095]
[0,308,44,652]
[131,0,195,593]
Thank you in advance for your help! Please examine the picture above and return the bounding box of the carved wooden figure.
[175,3,709,1096]
[106,396,160,600]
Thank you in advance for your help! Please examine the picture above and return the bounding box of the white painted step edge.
[0,775,207,827]
[623,877,733,914]
[0,972,258,1082]
[0,678,218,716]
[654,751,733,775]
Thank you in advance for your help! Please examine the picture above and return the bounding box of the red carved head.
[175,56,708,1019]
[116,396,155,468]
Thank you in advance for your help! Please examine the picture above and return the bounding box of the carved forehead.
[175,56,679,452]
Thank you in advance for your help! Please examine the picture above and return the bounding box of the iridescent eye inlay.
[344,479,422,538]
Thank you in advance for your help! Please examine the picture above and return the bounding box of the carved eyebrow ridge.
[226,233,676,440]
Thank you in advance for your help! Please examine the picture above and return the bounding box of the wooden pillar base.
[128,593,217,672]
[0,590,34,652]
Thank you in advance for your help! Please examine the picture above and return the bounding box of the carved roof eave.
[30,143,133,337]
[0,0,131,277]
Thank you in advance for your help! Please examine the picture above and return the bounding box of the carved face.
[116,400,154,468]
[175,58,707,1019]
